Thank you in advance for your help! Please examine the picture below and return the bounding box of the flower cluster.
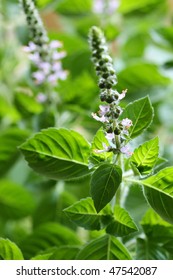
[89,26,132,157]
[21,0,67,86]
[93,0,119,15]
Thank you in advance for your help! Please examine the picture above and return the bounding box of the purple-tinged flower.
[29,52,40,64]
[52,51,66,60]
[39,62,51,74]
[56,70,68,80]
[121,118,133,129]
[93,0,119,15]
[32,71,46,84]
[120,145,133,157]
[105,132,114,141]
[36,93,47,103]
[49,40,62,49]
[99,105,110,116]
[92,113,109,123]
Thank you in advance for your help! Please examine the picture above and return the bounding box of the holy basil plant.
[19,25,173,260]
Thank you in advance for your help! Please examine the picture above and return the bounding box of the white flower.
[52,62,61,71]
[93,0,119,15]
[49,40,62,49]
[92,113,109,123]
[36,93,47,103]
[120,145,133,157]
[32,71,46,84]
[23,42,37,53]
[39,62,51,74]
[105,132,114,141]
[121,118,132,129]
[52,51,66,60]
[99,105,110,116]
[29,52,40,64]
[119,89,127,100]
[22,39,67,86]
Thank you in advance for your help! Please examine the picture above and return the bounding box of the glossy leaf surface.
[20,222,81,259]
[76,235,132,260]
[136,238,168,260]
[106,206,138,236]
[130,137,159,174]
[90,164,122,212]
[120,96,154,138]
[140,167,173,224]
[64,197,112,230]
[0,238,23,260]
[20,128,91,181]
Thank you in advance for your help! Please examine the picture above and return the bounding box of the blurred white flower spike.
[21,0,67,87]
[93,0,119,15]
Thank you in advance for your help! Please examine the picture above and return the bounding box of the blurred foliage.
[0,0,173,260]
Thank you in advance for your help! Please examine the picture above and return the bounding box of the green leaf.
[64,197,112,230]
[136,238,168,260]
[124,184,148,223]
[15,89,43,117]
[117,63,170,94]
[90,164,122,212]
[163,240,173,256]
[20,128,91,181]
[0,128,29,177]
[49,246,80,260]
[89,128,113,168]
[130,137,159,174]
[139,167,173,224]
[56,0,92,15]
[106,206,138,236]
[20,222,81,259]
[33,189,76,228]
[0,238,23,260]
[120,96,154,138]
[119,0,163,13]
[141,209,173,242]
[0,180,35,220]
[76,235,132,260]
[0,95,20,123]
[59,72,97,107]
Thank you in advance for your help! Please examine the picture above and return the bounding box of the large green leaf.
[90,164,122,212]
[64,197,112,230]
[136,238,168,260]
[0,238,23,260]
[20,128,91,181]
[49,246,80,260]
[0,180,35,220]
[141,209,173,242]
[20,222,81,259]
[0,128,29,177]
[131,167,173,224]
[120,96,154,138]
[76,235,132,260]
[106,206,138,236]
[130,137,159,174]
